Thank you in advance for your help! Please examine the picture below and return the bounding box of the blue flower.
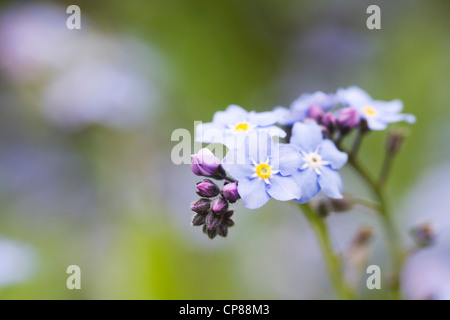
[195,105,286,149]
[337,86,416,130]
[288,122,348,203]
[222,131,301,209]
[274,91,335,126]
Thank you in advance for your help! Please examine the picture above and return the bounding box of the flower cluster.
[188,87,416,239]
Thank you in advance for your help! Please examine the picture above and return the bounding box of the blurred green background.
[0,0,449,299]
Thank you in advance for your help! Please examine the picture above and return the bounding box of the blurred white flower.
[0,3,159,129]
[0,238,36,288]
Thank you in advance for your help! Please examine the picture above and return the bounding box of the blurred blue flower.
[274,91,335,126]
[196,105,286,149]
[337,86,416,130]
[0,3,159,130]
[401,247,450,300]
[289,122,347,202]
[222,131,301,209]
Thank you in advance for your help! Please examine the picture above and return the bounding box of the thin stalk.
[350,129,365,157]
[298,203,354,300]
[377,153,394,188]
[347,153,404,297]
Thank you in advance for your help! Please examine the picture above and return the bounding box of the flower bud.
[386,127,408,154]
[337,107,360,129]
[329,197,354,212]
[190,198,211,214]
[196,179,220,198]
[190,148,220,176]
[211,196,229,214]
[205,212,222,230]
[322,113,336,131]
[410,223,434,247]
[307,105,325,122]
[203,224,218,239]
[192,213,207,226]
[222,182,240,203]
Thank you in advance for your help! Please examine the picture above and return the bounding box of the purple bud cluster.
[189,149,241,239]
[307,104,360,138]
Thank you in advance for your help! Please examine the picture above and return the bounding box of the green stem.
[377,153,394,188]
[347,154,403,296]
[298,203,354,300]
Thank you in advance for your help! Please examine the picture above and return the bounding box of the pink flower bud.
[191,148,220,176]
[222,182,240,203]
[337,107,360,129]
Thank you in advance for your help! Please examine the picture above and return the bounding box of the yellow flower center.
[234,122,250,132]
[362,106,377,117]
[256,163,272,179]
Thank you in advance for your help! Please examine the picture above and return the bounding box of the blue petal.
[260,125,287,138]
[381,112,416,124]
[292,169,320,203]
[195,122,225,144]
[292,91,335,112]
[212,104,249,127]
[373,99,403,113]
[223,132,249,149]
[267,174,301,201]
[278,144,302,175]
[337,86,372,107]
[238,177,271,209]
[365,117,388,130]
[319,139,348,169]
[222,146,254,181]
[273,106,293,125]
[248,110,278,127]
[246,130,275,164]
[318,167,343,199]
[290,122,323,152]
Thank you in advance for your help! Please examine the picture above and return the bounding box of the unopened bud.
[322,113,337,132]
[196,179,220,198]
[352,226,373,246]
[211,196,229,214]
[203,224,218,239]
[191,148,220,176]
[190,198,211,214]
[387,127,408,154]
[222,182,240,203]
[192,213,207,226]
[337,107,360,129]
[329,197,354,212]
[307,105,325,122]
[410,222,434,247]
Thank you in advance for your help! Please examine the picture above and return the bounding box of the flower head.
[288,122,348,203]
[337,86,416,130]
[275,91,335,126]
[195,104,286,148]
[222,131,301,209]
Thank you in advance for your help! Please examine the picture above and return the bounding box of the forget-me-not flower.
[337,86,416,130]
[222,131,301,209]
[274,91,336,126]
[289,122,348,203]
[195,105,286,149]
